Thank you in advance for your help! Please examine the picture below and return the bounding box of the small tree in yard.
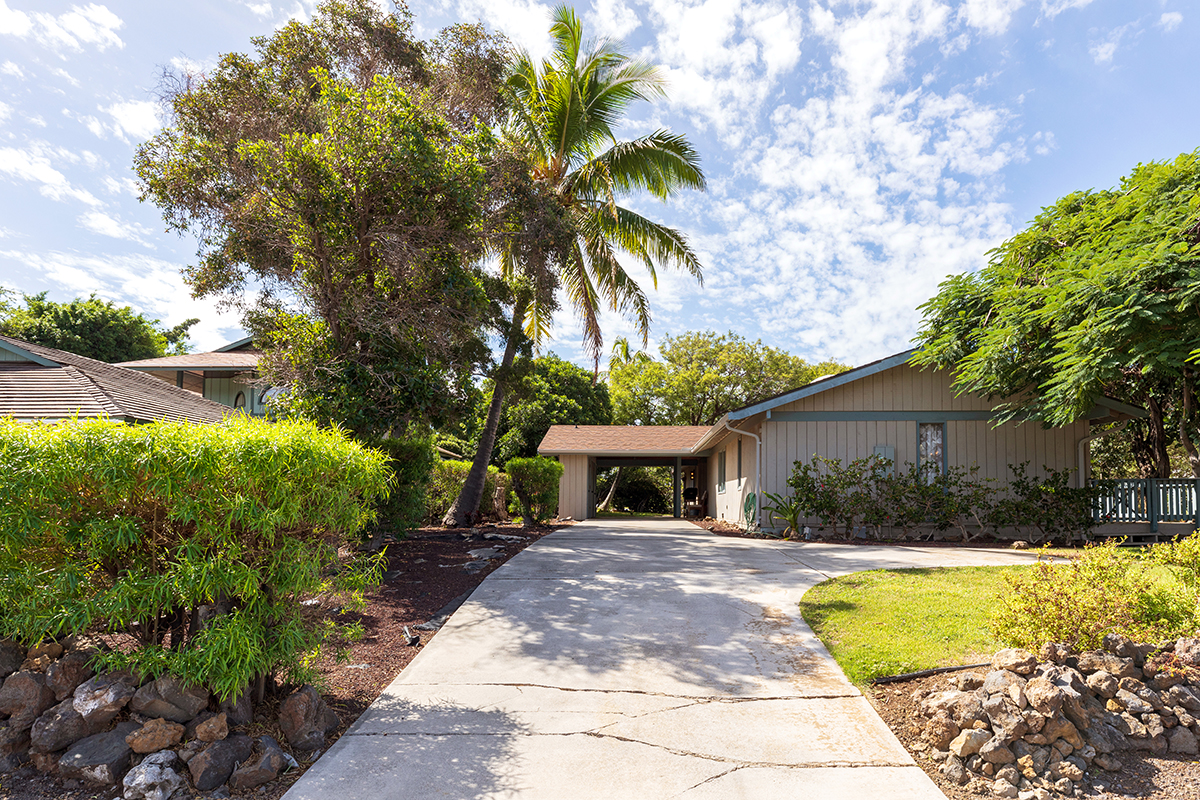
[506,456,563,527]
[0,416,389,700]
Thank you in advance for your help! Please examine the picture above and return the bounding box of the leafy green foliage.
[0,291,196,361]
[914,149,1200,478]
[992,541,1193,651]
[776,455,1096,544]
[607,330,847,426]
[505,456,563,526]
[425,460,508,524]
[137,0,507,435]
[0,416,389,699]
[598,466,672,514]
[358,432,436,536]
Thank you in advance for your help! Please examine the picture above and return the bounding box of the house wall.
[203,375,265,416]
[756,362,1091,532]
[705,427,760,527]
[556,454,590,520]
[0,349,30,362]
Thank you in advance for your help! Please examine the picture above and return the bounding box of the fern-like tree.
[443,5,706,525]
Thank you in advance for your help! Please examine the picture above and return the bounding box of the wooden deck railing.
[1091,478,1200,532]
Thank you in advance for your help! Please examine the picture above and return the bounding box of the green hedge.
[360,433,436,534]
[506,456,563,526]
[0,416,389,698]
[425,459,508,524]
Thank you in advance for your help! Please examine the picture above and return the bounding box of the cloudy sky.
[0,0,1194,367]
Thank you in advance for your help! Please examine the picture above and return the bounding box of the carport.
[538,425,713,520]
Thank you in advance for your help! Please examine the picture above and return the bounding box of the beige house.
[539,349,1146,532]
[119,337,267,415]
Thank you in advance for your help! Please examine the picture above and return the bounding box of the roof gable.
[539,425,713,455]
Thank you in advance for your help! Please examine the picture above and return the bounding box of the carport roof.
[539,425,713,456]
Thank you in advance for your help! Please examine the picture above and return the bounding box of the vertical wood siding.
[557,454,589,520]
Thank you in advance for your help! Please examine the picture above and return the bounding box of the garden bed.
[0,520,567,800]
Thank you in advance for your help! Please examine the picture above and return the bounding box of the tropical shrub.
[992,540,1194,650]
[0,416,389,699]
[360,432,436,536]
[506,456,564,526]
[426,459,507,524]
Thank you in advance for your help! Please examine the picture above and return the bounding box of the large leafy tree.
[913,149,1200,478]
[136,1,510,435]
[608,331,848,426]
[0,291,196,362]
[442,6,706,525]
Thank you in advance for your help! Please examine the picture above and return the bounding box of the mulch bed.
[868,671,1200,800]
[0,521,567,800]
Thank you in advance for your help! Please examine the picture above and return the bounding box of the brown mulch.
[0,520,567,800]
[867,671,1200,800]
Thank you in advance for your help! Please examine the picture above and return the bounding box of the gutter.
[717,418,761,531]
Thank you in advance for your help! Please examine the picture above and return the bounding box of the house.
[118,337,267,415]
[0,334,229,424]
[539,349,1150,533]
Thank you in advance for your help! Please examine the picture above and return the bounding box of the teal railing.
[1091,478,1200,532]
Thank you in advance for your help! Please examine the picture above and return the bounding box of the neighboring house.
[539,349,1149,534]
[0,334,229,424]
[118,337,267,416]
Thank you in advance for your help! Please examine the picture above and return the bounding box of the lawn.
[798,565,1029,685]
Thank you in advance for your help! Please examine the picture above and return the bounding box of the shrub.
[425,459,508,524]
[991,540,1194,651]
[359,432,436,536]
[0,416,389,699]
[506,456,563,526]
[987,462,1097,544]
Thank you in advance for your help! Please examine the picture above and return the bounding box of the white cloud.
[102,175,139,196]
[1089,24,1131,64]
[0,2,123,53]
[0,143,101,205]
[102,99,159,141]
[245,1,273,17]
[51,67,79,86]
[1159,12,1183,32]
[1031,130,1056,156]
[78,210,151,243]
[451,0,553,59]
[0,249,247,350]
[959,0,1026,36]
[1040,0,1093,19]
[0,102,10,123]
[0,60,24,77]
[0,1,32,37]
[587,0,639,40]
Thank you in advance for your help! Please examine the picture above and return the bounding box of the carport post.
[673,456,681,518]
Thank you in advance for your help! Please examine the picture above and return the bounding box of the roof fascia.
[728,348,919,421]
[215,337,254,352]
[1093,396,1148,419]
[0,339,58,367]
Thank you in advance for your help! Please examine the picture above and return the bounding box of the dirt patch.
[867,671,1200,800]
[0,521,567,800]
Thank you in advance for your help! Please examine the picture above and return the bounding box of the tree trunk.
[443,298,528,527]
[597,466,622,512]
[1180,368,1200,478]
[1146,396,1172,479]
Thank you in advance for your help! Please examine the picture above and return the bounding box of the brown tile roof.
[539,425,713,455]
[118,350,260,370]
[0,335,230,424]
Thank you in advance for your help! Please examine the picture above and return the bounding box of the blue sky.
[0,0,1195,367]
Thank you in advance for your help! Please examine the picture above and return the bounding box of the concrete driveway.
[282,518,1042,800]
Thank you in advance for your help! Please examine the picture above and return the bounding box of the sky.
[0,0,1195,368]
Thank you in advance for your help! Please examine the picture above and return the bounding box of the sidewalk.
[282,518,1038,799]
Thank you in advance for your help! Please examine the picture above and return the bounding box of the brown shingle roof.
[0,335,230,424]
[118,351,259,370]
[539,425,713,455]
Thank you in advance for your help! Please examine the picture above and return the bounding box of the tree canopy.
[913,149,1200,477]
[0,291,196,362]
[607,331,848,426]
[136,0,511,434]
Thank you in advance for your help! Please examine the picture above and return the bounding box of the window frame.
[918,422,946,482]
[717,448,727,493]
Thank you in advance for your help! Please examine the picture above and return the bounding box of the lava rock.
[992,649,1037,675]
[1022,678,1064,716]
[1167,725,1199,754]
[29,698,88,753]
[195,712,228,742]
[278,686,339,752]
[0,722,31,773]
[0,671,56,730]
[949,728,991,758]
[228,735,287,791]
[0,640,24,680]
[1174,636,1200,667]
[46,650,94,702]
[125,718,185,754]
[219,688,253,728]
[58,720,139,785]
[130,675,209,723]
[123,749,187,800]
[1075,651,1138,679]
[72,671,137,731]
[188,733,253,791]
[1086,670,1118,699]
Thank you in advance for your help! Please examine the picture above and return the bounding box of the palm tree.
[442,5,705,526]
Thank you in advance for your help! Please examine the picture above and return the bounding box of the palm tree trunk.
[443,298,528,527]
[598,466,622,511]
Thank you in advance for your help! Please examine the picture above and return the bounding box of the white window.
[919,423,944,482]
[717,448,727,493]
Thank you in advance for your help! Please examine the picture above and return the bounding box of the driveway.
[282,518,1041,800]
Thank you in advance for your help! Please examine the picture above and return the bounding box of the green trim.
[769,410,993,422]
[1093,396,1149,419]
[0,339,58,367]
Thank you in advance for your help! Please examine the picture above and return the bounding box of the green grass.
[799,566,1030,685]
